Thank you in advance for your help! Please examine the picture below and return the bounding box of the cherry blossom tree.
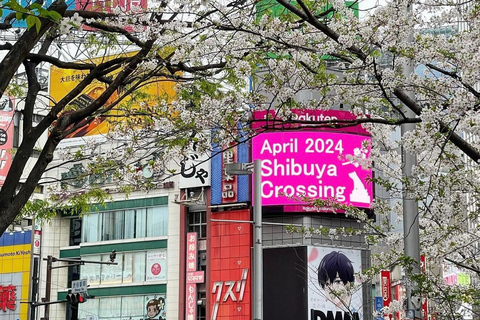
[1,0,480,318]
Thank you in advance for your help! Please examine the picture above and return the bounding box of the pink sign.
[76,0,147,32]
[252,131,373,208]
[186,232,197,272]
[0,96,14,186]
[185,283,197,320]
[252,109,370,135]
[186,271,205,284]
[185,232,198,320]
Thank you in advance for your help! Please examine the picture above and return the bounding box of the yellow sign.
[49,52,177,139]
[0,232,32,320]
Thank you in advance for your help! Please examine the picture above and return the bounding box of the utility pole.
[401,0,422,318]
[253,159,263,320]
[43,256,53,320]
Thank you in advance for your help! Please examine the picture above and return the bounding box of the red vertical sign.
[0,96,14,186]
[381,270,391,307]
[185,233,198,320]
[420,255,428,320]
[210,209,251,320]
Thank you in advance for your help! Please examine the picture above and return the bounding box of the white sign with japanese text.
[146,250,167,281]
[178,132,211,188]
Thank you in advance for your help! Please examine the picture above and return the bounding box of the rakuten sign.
[251,131,373,208]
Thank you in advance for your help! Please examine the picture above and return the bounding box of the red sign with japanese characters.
[210,209,251,320]
[381,270,391,307]
[0,285,17,312]
[185,232,198,320]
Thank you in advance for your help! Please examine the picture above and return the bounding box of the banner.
[0,96,14,186]
[381,270,391,308]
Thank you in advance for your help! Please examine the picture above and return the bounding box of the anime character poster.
[307,246,363,320]
[144,295,166,320]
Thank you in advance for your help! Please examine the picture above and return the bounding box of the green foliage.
[1,0,64,32]
[21,188,112,221]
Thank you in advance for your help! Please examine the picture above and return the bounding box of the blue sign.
[375,296,384,311]
[375,296,384,320]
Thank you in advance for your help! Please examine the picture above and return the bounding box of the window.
[147,206,168,237]
[123,253,133,283]
[102,210,125,241]
[124,210,135,239]
[82,214,100,243]
[78,295,165,320]
[99,297,122,319]
[80,250,166,285]
[197,291,206,320]
[101,254,123,284]
[81,205,168,243]
[81,255,101,285]
[133,251,146,282]
[13,111,20,148]
[188,211,207,239]
[121,296,144,319]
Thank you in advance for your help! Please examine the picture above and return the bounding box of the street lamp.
[225,159,263,320]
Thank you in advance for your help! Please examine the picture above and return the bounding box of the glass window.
[136,208,147,238]
[133,251,146,282]
[101,253,123,284]
[82,213,100,242]
[102,210,124,241]
[146,206,168,237]
[121,296,144,319]
[188,211,207,239]
[79,295,165,320]
[78,297,99,320]
[80,255,101,285]
[124,209,135,239]
[123,253,133,283]
[81,205,168,243]
[99,297,122,318]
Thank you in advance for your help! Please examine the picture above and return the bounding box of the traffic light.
[66,292,87,304]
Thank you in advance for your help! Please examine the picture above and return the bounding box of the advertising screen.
[252,109,369,135]
[252,131,373,208]
[307,246,363,320]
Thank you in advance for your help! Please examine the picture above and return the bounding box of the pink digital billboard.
[252,109,370,135]
[252,131,373,208]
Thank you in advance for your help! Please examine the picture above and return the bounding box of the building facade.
[176,108,374,320]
